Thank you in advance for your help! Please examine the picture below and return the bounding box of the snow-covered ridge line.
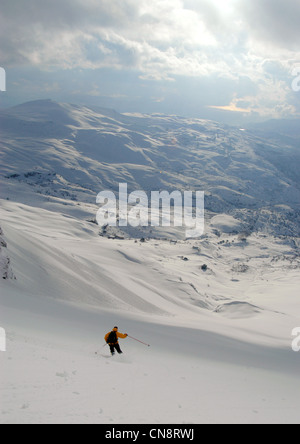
[0,100,299,237]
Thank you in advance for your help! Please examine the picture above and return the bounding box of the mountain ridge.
[0,100,299,237]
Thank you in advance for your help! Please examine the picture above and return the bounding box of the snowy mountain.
[0,100,299,237]
[0,100,300,424]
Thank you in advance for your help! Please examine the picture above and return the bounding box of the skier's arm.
[104,333,110,342]
[117,332,128,339]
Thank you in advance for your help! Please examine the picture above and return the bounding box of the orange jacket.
[105,329,127,344]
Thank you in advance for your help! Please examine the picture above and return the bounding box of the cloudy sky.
[0,0,300,123]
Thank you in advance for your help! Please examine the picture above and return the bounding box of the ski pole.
[127,335,150,347]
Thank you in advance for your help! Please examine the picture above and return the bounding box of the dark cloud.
[0,0,137,29]
[0,0,139,66]
[1,0,299,69]
[239,0,300,50]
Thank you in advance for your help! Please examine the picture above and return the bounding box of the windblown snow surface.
[0,101,300,424]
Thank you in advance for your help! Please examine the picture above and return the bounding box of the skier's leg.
[115,343,123,354]
[109,344,115,355]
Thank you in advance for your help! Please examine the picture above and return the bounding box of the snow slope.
[0,200,299,424]
[0,101,299,424]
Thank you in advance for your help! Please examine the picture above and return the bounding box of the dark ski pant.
[109,343,123,355]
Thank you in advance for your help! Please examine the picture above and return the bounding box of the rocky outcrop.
[0,226,15,280]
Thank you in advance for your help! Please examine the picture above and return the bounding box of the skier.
[105,326,128,356]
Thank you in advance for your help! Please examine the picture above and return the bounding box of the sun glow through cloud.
[0,0,299,122]
[210,0,235,14]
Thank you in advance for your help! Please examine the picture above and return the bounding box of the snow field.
[0,200,300,424]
